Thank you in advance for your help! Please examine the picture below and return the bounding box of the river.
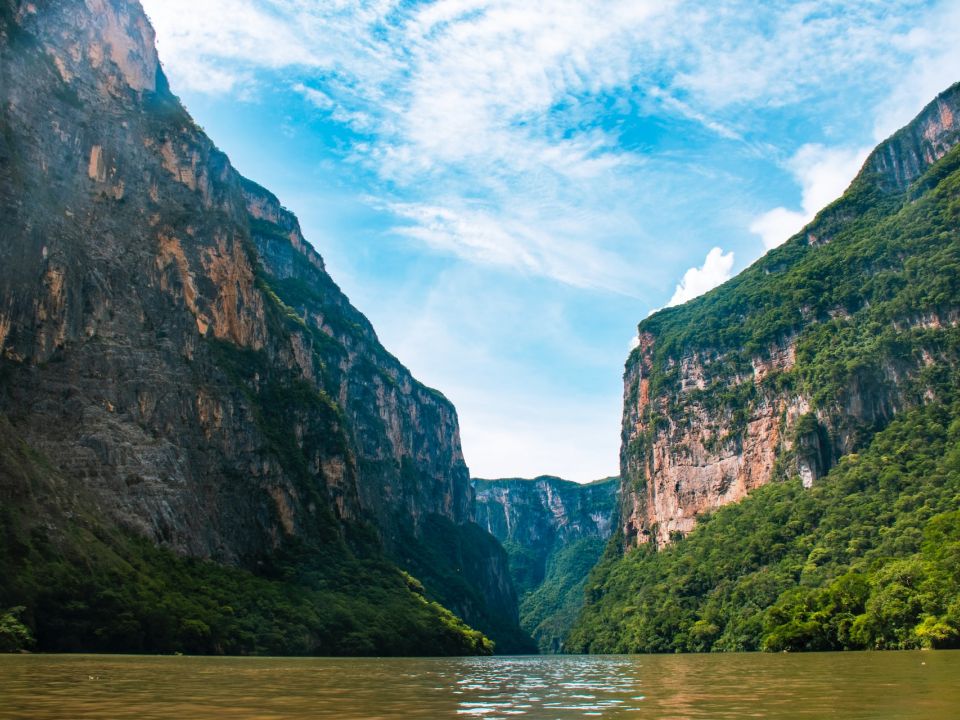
[1,651,957,718]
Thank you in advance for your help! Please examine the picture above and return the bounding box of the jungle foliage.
[0,506,492,656]
[568,400,960,653]
[570,133,960,654]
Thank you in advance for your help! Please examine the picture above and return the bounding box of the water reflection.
[1,651,957,719]
[449,656,640,717]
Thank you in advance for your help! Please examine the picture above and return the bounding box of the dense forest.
[569,93,960,653]
[569,398,960,652]
[0,417,490,656]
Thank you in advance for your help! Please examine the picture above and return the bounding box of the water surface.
[1,651,957,719]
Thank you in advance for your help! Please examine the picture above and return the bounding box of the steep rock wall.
[475,476,619,569]
[620,83,960,549]
[474,476,619,651]
[0,0,518,649]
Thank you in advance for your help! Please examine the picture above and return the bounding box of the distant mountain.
[0,0,532,655]
[569,83,960,653]
[474,475,619,652]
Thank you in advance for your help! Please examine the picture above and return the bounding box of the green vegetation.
[0,606,33,652]
[209,337,350,488]
[478,477,620,653]
[626,139,960,436]
[0,393,492,656]
[568,399,960,652]
[399,513,537,654]
[571,94,960,654]
[518,536,607,653]
[0,509,491,655]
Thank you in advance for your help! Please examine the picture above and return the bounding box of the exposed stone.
[0,0,521,649]
[475,476,619,552]
[619,83,960,549]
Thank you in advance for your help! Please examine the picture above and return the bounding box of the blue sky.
[139,0,960,482]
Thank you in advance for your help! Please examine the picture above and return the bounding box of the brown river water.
[1,651,957,719]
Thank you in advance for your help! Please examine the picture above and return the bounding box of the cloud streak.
[142,0,953,293]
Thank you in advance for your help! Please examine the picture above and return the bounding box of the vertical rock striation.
[475,476,620,563]
[0,0,521,652]
[474,476,619,652]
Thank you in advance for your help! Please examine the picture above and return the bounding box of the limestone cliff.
[620,83,960,549]
[474,476,619,652]
[0,0,524,653]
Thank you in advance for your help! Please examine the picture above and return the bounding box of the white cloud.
[666,247,735,307]
[386,199,640,292]
[293,82,375,131]
[141,0,952,288]
[293,83,333,110]
[141,0,400,95]
[673,2,915,110]
[871,2,960,140]
[750,143,870,250]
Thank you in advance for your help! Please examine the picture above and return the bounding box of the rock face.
[475,476,619,559]
[474,476,619,652]
[620,83,960,549]
[0,0,523,652]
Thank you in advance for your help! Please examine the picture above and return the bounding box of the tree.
[0,607,34,652]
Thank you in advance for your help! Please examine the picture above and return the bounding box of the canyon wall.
[0,0,524,652]
[619,83,960,548]
[474,476,619,652]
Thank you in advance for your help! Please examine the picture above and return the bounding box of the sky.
[139,0,960,482]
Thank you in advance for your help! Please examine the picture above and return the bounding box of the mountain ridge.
[618,81,960,549]
[569,80,960,653]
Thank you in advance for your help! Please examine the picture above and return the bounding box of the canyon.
[3,0,958,660]
[473,475,619,652]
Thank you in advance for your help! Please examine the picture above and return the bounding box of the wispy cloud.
[293,82,375,131]
[385,197,642,293]
[871,1,960,139]
[142,0,951,290]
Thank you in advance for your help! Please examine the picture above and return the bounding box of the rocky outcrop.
[474,476,619,651]
[620,82,960,549]
[620,335,813,547]
[868,89,960,192]
[0,0,520,651]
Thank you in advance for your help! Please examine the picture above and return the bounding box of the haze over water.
[2,651,958,719]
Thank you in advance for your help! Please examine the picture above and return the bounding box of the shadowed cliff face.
[0,0,521,652]
[474,476,619,652]
[620,83,960,549]
[475,477,620,574]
